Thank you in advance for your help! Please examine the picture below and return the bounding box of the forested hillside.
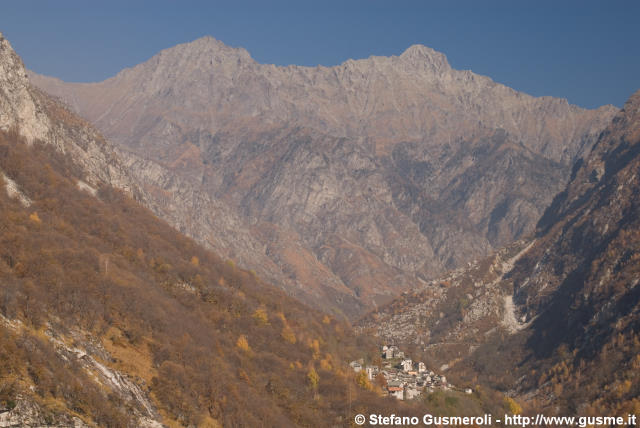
[0,125,518,427]
[0,129,383,426]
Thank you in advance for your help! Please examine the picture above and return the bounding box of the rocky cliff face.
[30,36,618,317]
[0,34,49,143]
[0,32,135,195]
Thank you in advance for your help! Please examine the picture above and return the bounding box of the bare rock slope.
[30,36,617,317]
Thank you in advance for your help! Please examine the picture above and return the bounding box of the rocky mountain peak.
[190,35,251,57]
[399,43,450,72]
[108,35,257,95]
[159,35,255,68]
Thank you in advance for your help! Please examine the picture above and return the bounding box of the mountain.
[0,31,418,427]
[508,90,640,413]
[360,90,640,415]
[30,36,617,318]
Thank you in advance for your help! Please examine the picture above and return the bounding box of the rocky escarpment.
[30,36,618,317]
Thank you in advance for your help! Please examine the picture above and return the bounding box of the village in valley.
[350,345,472,401]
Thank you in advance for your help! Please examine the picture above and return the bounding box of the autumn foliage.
[0,131,390,426]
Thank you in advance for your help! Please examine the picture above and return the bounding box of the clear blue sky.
[1,0,638,109]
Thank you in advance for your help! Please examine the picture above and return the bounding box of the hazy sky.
[2,0,638,109]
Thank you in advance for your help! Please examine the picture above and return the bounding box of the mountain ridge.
[29,35,618,317]
[28,35,617,161]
